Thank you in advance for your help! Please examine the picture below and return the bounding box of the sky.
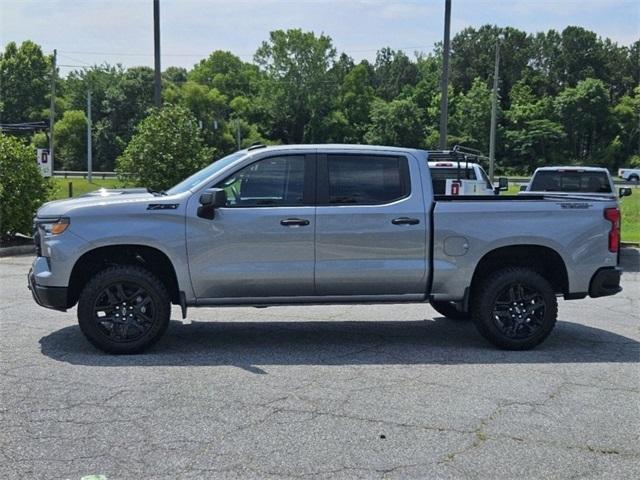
[1,0,638,76]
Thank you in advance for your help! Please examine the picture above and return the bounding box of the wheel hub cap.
[492,283,546,339]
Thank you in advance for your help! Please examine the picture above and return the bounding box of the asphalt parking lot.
[1,251,639,480]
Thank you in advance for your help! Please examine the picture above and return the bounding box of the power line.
[56,44,433,60]
[58,53,92,66]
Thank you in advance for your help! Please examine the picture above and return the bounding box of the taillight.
[604,207,620,253]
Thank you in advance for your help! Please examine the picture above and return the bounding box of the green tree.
[163,66,187,85]
[449,78,494,152]
[503,82,565,172]
[335,62,376,142]
[54,110,87,170]
[116,105,214,191]
[604,86,640,169]
[554,78,610,162]
[164,80,234,151]
[0,41,51,123]
[0,134,51,236]
[364,97,424,147]
[189,51,260,99]
[254,29,337,143]
[62,65,153,171]
[373,48,418,101]
[450,26,532,107]
[94,66,155,170]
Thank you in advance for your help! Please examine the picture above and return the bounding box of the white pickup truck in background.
[618,167,640,183]
[522,166,632,199]
[427,147,508,196]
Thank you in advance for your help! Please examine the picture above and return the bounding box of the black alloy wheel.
[77,265,170,354]
[471,267,558,350]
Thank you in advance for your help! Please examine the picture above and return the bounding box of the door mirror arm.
[197,188,227,219]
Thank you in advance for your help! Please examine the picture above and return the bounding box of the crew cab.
[29,145,623,354]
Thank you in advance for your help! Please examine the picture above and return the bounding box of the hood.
[80,187,149,197]
[37,190,156,218]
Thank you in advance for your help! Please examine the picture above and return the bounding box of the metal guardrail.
[53,171,117,178]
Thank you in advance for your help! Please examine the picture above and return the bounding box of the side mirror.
[619,187,632,198]
[197,188,227,219]
[494,177,509,194]
[519,185,527,192]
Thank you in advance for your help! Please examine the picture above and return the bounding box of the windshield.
[165,151,247,195]
[529,170,612,193]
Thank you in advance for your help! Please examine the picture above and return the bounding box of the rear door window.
[323,154,410,205]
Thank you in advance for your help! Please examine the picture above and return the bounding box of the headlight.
[37,217,70,236]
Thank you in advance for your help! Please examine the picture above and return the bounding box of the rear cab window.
[530,170,612,193]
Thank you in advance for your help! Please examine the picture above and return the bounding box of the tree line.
[1,25,639,177]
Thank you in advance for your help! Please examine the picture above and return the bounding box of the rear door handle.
[280,218,310,227]
[391,217,420,225]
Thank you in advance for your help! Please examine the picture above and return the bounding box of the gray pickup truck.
[29,144,623,354]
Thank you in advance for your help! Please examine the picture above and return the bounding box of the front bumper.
[589,267,623,298]
[28,268,68,311]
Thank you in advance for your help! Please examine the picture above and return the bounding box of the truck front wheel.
[471,267,557,350]
[77,265,171,354]
[430,300,468,320]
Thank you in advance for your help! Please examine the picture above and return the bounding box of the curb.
[0,245,35,258]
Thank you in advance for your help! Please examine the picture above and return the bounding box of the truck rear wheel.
[77,265,171,354]
[471,267,557,350]
[430,300,468,320]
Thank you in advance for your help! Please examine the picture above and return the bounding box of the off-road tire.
[430,300,468,320]
[77,265,171,354]
[471,267,557,350]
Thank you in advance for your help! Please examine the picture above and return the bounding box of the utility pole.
[87,90,93,183]
[438,0,452,149]
[49,49,57,169]
[236,119,241,150]
[153,0,162,107]
[489,39,500,183]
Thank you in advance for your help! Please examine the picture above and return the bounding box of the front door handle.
[391,217,420,225]
[280,218,310,227]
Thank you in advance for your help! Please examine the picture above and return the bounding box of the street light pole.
[87,90,93,183]
[153,0,162,107]
[49,49,57,168]
[489,39,500,183]
[439,0,452,149]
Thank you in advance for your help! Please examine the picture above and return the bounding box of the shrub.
[0,134,51,236]
[116,105,214,191]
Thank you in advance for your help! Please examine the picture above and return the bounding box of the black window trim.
[212,153,316,208]
[316,153,411,206]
